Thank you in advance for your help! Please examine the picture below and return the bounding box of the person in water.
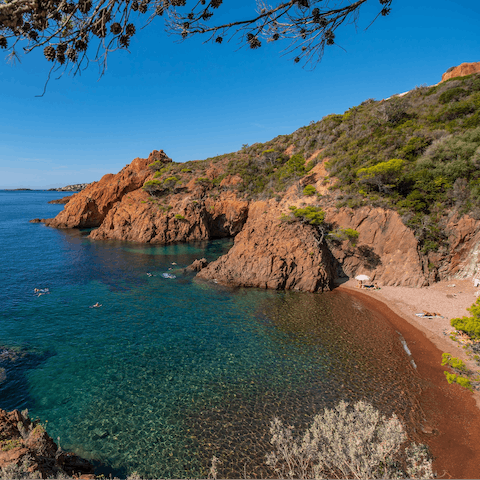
[92,302,102,308]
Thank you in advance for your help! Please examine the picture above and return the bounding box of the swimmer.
[92,302,102,308]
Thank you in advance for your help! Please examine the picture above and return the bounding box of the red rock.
[441,62,480,82]
[197,201,335,292]
[44,151,170,229]
[0,408,94,478]
[48,195,75,205]
[324,207,428,287]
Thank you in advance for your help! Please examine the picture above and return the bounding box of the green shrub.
[303,184,316,196]
[329,228,360,245]
[181,168,192,173]
[290,206,325,225]
[441,353,467,372]
[174,214,185,220]
[439,86,467,104]
[456,375,473,391]
[357,158,404,192]
[451,297,480,339]
[444,371,457,384]
[142,179,164,195]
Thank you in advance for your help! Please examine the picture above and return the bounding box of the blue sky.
[0,0,478,188]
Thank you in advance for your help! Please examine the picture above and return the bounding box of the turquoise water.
[0,191,422,478]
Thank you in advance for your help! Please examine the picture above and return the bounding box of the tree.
[357,158,404,192]
[0,0,392,76]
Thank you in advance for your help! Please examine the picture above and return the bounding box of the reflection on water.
[0,192,424,479]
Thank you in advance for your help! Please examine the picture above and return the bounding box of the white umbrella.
[355,274,370,282]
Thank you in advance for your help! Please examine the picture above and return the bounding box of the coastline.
[338,281,480,479]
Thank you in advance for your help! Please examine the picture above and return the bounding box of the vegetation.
[1,0,392,76]
[289,205,325,226]
[441,353,467,372]
[303,184,317,196]
[451,297,480,339]
[329,227,360,246]
[266,400,433,479]
[444,372,473,391]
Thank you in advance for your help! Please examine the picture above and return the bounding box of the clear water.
[0,191,422,478]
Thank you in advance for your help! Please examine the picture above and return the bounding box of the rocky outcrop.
[324,207,428,287]
[41,147,480,292]
[442,214,480,279]
[48,194,75,204]
[0,408,94,479]
[186,258,208,272]
[89,190,249,244]
[441,62,480,82]
[44,150,170,229]
[197,201,335,292]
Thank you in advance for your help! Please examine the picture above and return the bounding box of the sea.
[0,190,424,478]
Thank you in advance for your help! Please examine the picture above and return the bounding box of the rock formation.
[40,67,480,292]
[441,62,480,82]
[89,190,249,244]
[324,207,428,287]
[197,201,335,292]
[0,408,94,479]
[48,194,75,204]
[45,150,170,229]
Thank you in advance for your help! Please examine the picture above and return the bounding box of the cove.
[1,191,423,478]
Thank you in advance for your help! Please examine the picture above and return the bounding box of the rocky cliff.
[0,408,94,479]
[441,61,480,82]
[197,201,335,292]
[41,66,480,292]
[41,146,480,291]
[44,151,168,229]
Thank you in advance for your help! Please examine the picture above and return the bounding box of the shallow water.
[0,191,422,478]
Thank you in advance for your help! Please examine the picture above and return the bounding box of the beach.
[339,279,480,479]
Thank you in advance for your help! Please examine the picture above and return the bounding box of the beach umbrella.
[355,274,370,282]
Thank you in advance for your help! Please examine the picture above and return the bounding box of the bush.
[329,228,360,246]
[451,297,480,339]
[439,86,467,104]
[357,158,404,192]
[174,214,185,220]
[142,179,164,195]
[289,206,325,225]
[444,371,473,391]
[266,400,433,479]
[441,353,467,372]
[303,184,316,196]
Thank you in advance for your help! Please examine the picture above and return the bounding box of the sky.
[0,0,479,189]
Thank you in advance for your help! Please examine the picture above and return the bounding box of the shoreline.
[338,282,480,479]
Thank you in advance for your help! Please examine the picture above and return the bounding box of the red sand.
[340,286,480,479]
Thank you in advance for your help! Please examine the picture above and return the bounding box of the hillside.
[41,64,480,291]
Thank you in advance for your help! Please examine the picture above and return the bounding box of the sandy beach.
[338,278,480,479]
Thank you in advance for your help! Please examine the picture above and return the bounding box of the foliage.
[329,227,360,245]
[174,214,185,220]
[451,297,480,339]
[0,0,393,79]
[444,372,473,391]
[289,206,325,225]
[441,353,467,372]
[266,400,433,479]
[303,184,316,196]
[142,179,164,195]
[357,158,404,192]
[315,74,480,251]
